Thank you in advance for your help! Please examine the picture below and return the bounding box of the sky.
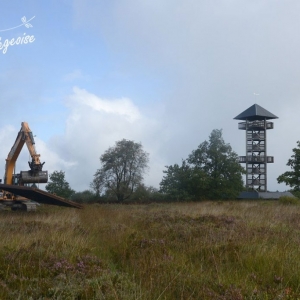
[0,0,300,192]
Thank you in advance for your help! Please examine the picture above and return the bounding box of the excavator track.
[0,184,83,209]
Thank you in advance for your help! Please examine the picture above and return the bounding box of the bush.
[279,195,299,205]
[71,190,97,203]
[128,185,168,203]
[291,191,300,199]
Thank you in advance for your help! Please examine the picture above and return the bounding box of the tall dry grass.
[0,201,300,299]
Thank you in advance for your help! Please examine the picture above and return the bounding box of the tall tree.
[91,139,149,202]
[160,129,245,200]
[277,141,300,191]
[45,170,75,199]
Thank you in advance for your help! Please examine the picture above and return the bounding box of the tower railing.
[239,156,274,163]
[247,133,265,139]
[247,144,265,151]
[238,121,274,130]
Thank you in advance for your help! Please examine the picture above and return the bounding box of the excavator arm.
[21,122,45,174]
[4,122,47,185]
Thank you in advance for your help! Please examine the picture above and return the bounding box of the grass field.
[0,200,300,299]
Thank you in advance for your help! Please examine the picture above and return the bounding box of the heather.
[0,201,299,299]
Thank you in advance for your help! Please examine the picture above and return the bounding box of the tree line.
[46,129,300,203]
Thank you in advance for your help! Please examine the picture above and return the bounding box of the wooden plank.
[0,184,83,209]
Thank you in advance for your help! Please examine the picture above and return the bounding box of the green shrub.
[291,190,300,199]
[279,195,299,205]
[71,190,97,203]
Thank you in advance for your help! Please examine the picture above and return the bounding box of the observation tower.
[234,104,278,192]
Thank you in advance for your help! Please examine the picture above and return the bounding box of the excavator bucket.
[0,184,83,209]
[20,170,48,184]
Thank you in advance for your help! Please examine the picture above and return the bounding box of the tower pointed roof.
[234,104,278,121]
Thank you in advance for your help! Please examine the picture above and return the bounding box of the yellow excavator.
[4,122,48,188]
[0,122,82,211]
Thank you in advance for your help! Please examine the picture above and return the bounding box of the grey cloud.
[68,1,300,191]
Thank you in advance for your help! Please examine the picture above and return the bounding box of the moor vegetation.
[1,200,300,299]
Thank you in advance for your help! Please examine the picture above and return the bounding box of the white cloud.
[40,87,166,191]
[68,87,141,122]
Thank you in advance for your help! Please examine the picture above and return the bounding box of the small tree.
[160,160,208,200]
[277,141,300,192]
[91,139,149,202]
[188,129,245,199]
[46,170,75,199]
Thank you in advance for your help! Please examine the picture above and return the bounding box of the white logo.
[0,16,35,54]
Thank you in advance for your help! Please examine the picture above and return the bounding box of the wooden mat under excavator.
[0,184,83,209]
